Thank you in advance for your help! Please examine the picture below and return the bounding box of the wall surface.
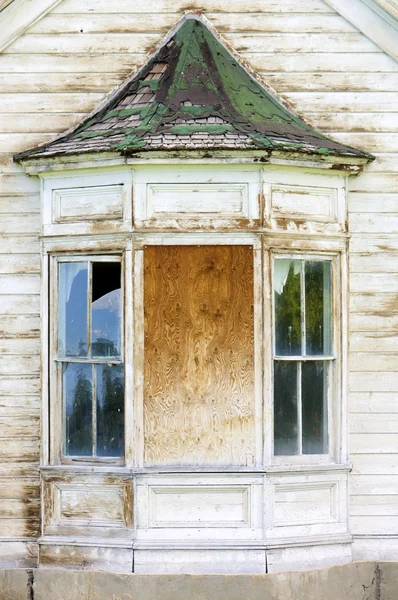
[0,0,397,568]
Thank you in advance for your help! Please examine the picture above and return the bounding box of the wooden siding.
[0,0,396,555]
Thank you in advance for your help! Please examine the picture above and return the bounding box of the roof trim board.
[0,0,64,53]
[323,0,398,62]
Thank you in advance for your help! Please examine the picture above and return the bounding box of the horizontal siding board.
[0,416,40,438]
[0,237,40,255]
[267,73,398,92]
[351,434,398,453]
[350,353,398,371]
[0,133,60,153]
[0,275,40,295]
[350,272,398,292]
[0,196,40,214]
[350,516,398,535]
[351,496,398,517]
[0,397,39,411]
[0,53,144,73]
[0,377,39,395]
[350,333,398,353]
[349,194,398,214]
[0,255,40,274]
[51,0,336,13]
[349,173,398,193]
[350,414,398,434]
[350,293,398,314]
[0,356,40,376]
[350,214,398,234]
[0,339,39,355]
[30,13,356,34]
[0,73,125,94]
[0,315,40,337]
[307,113,398,132]
[350,372,398,392]
[352,454,398,474]
[285,92,398,112]
[0,114,84,134]
[350,392,398,414]
[0,296,40,315]
[0,93,103,113]
[0,216,40,235]
[350,254,398,272]
[0,481,39,500]
[350,315,398,333]
[0,518,39,538]
[329,132,398,152]
[6,32,379,55]
[0,438,39,462]
[351,475,398,495]
[349,236,398,253]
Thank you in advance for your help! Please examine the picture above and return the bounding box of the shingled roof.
[16,14,373,162]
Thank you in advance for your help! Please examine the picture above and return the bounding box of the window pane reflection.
[305,262,332,356]
[64,363,92,456]
[274,361,298,456]
[274,260,301,356]
[91,262,121,358]
[302,361,328,454]
[58,263,88,357]
[96,364,124,457]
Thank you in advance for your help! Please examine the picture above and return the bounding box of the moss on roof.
[16,15,373,161]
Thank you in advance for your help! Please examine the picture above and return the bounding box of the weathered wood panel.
[144,245,255,466]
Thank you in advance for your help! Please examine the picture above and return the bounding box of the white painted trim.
[323,0,398,62]
[0,0,63,53]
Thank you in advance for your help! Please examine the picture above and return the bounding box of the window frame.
[48,251,131,466]
[43,235,347,471]
[269,251,340,467]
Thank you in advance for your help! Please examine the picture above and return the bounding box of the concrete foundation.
[1,562,397,600]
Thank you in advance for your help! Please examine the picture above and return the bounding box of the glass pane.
[274,259,302,356]
[302,361,328,454]
[58,263,88,357]
[274,361,298,456]
[96,364,124,457]
[91,262,121,358]
[305,261,332,356]
[64,363,92,456]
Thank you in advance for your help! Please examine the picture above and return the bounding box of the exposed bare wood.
[144,245,255,466]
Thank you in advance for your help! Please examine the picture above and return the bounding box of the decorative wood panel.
[133,166,260,230]
[144,245,255,466]
[148,486,250,528]
[265,472,348,540]
[270,184,337,222]
[53,184,123,222]
[42,473,133,539]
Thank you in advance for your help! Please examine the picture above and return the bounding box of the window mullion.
[92,363,97,458]
[300,260,306,356]
[297,361,302,455]
[87,261,92,358]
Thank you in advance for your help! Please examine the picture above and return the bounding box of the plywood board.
[144,245,255,466]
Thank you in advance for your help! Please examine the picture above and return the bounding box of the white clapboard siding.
[0,0,396,553]
[29,13,356,34]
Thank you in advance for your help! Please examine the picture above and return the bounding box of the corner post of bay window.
[40,243,50,466]
[132,242,145,469]
[262,238,273,467]
[339,243,350,465]
[124,239,134,468]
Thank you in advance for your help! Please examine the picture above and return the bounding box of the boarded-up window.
[144,245,255,466]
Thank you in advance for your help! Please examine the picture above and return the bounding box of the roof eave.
[19,147,373,177]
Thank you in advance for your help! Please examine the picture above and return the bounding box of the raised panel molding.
[136,475,263,543]
[265,472,348,540]
[270,185,337,222]
[53,184,124,223]
[133,165,261,229]
[42,473,133,540]
[41,168,133,236]
[148,485,250,529]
